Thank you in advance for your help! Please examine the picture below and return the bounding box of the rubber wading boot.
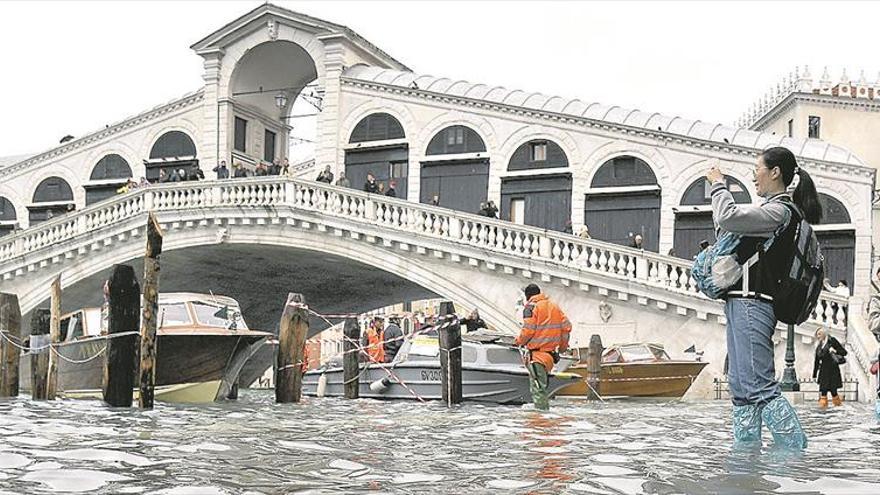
[818,396,828,409]
[761,396,807,450]
[732,404,762,445]
[831,395,843,407]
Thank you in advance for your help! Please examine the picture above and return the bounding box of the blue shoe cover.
[875,400,880,421]
[732,404,762,444]
[761,396,807,450]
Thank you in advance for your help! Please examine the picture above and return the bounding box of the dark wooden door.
[817,230,855,289]
[344,146,408,196]
[584,191,661,251]
[673,213,715,259]
[420,159,488,213]
[501,174,572,232]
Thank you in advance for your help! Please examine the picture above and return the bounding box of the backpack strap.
[738,194,796,297]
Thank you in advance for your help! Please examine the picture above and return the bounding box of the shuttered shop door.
[673,213,715,259]
[584,191,661,251]
[817,230,855,288]
[419,160,488,212]
[501,174,572,232]
[344,146,408,196]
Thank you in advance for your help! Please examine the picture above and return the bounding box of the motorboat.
[302,331,578,404]
[557,343,708,398]
[18,293,271,403]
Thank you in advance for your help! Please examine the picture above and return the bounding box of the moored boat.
[557,343,708,398]
[303,331,578,404]
[18,293,271,403]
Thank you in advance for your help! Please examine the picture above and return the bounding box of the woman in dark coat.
[813,328,847,408]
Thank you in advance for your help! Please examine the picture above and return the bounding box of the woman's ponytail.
[792,168,823,224]
[760,147,824,224]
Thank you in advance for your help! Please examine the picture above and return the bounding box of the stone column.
[199,50,224,171]
[315,38,346,177]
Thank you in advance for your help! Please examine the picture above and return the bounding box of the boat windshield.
[191,302,245,329]
[618,345,657,363]
[648,345,670,360]
[159,303,191,326]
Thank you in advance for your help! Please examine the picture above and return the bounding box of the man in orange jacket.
[515,283,571,410]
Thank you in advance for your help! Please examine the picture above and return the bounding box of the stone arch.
[24,164,82,208]
[339,100,417,148]
[496,126,581,178]
[669,157,757,203]
[81,142,141,184]
[414,113,499,160]
[816,188,855,225]
[140,125,200,162]
[0,183,27,228]
[14,230,520,334]
[217,22,326,97]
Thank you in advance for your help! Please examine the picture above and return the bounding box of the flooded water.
[1,391,879,494]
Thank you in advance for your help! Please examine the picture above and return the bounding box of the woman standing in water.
[707,146,823,450]
[813,328,847,408]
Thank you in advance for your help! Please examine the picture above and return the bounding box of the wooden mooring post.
[343,317,360,399]
[0,293,22,397]
[46,275,62,400]
[276,292,308,403]
[585,334,603,401]
[30,309,51,400]
[139,212,163,409]
[102,264,140,407]
[438,300,462,406]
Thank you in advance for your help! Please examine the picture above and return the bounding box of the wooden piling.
[585,334,603,400]
[30,309,50,400]
[343,317,360,399]
[0,293,22,397]
[139,212,163,409]
[276,292,308,403]
[102,264,140,407]
[46,275,62,400]
[438,300,462,406]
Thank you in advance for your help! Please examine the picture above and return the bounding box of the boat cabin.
[601,343,671,364]
[57,293,249,342]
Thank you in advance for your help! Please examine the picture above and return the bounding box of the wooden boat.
[18,293,271,403]
[557,343,707,398]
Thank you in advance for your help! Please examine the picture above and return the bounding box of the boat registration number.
[421,370,441,381]
[607,366,624,375]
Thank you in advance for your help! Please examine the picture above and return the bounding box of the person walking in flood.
[708,146,823,450]
[813,328,847,408]
[514,283,571,411]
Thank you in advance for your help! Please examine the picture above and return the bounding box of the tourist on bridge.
[213,161,229,179]
[281,158,290,176]
[485,200,499,218]
[385,180,397,198]
[335,172,350,188]
[255,162,268,176]
[316,165,334,184]
[377,182,386,195]
[707,146,823,450]
[158,169,169,183]
[514,283,571,411]
[232,162,248,178]
[813,328,847,408]
[364,173,379,193]
[187,164,205,181]
[459,309,487,334]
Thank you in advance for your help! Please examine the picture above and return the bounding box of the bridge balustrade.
[0,177,849,331]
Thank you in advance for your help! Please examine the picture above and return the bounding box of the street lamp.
[780,323,800,391]
[274,92,288,109]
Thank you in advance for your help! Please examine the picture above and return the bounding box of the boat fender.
[369,377,392,393]
[317,373,328,397]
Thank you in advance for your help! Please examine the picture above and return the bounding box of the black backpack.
[771,199,825,325]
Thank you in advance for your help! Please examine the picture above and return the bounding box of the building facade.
[0,5,874,298]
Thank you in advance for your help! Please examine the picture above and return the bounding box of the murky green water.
[1,390,878,494]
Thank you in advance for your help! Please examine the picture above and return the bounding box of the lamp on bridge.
[780,323,800,391]
[274,92,288,109]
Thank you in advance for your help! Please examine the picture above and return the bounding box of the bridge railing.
[0,177,848,331]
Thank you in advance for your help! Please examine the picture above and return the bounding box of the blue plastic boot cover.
[874,400,880,421]
[732,404,762,444]
[761,396,807,450]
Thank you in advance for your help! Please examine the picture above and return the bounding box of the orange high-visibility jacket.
[366,326,386,363]
[515,294,571,371]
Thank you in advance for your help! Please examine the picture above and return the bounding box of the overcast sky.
[1,0,878,159]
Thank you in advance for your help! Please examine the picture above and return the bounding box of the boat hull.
[303,362,577,405]
[557,362,708,398]
[19,333,266,403]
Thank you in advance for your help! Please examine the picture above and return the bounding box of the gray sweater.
[710,182,791,237]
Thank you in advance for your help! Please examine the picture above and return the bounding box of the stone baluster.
[539,236,551,259]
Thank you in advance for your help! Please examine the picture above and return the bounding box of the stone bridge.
[0,178,873,399]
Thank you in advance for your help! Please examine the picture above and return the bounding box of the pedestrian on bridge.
[514,284,571,411]
[707,146,823,450]
[364,173,379,194]
[213,161,229,179]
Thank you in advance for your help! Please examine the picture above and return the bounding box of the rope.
[0,329,139,353]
